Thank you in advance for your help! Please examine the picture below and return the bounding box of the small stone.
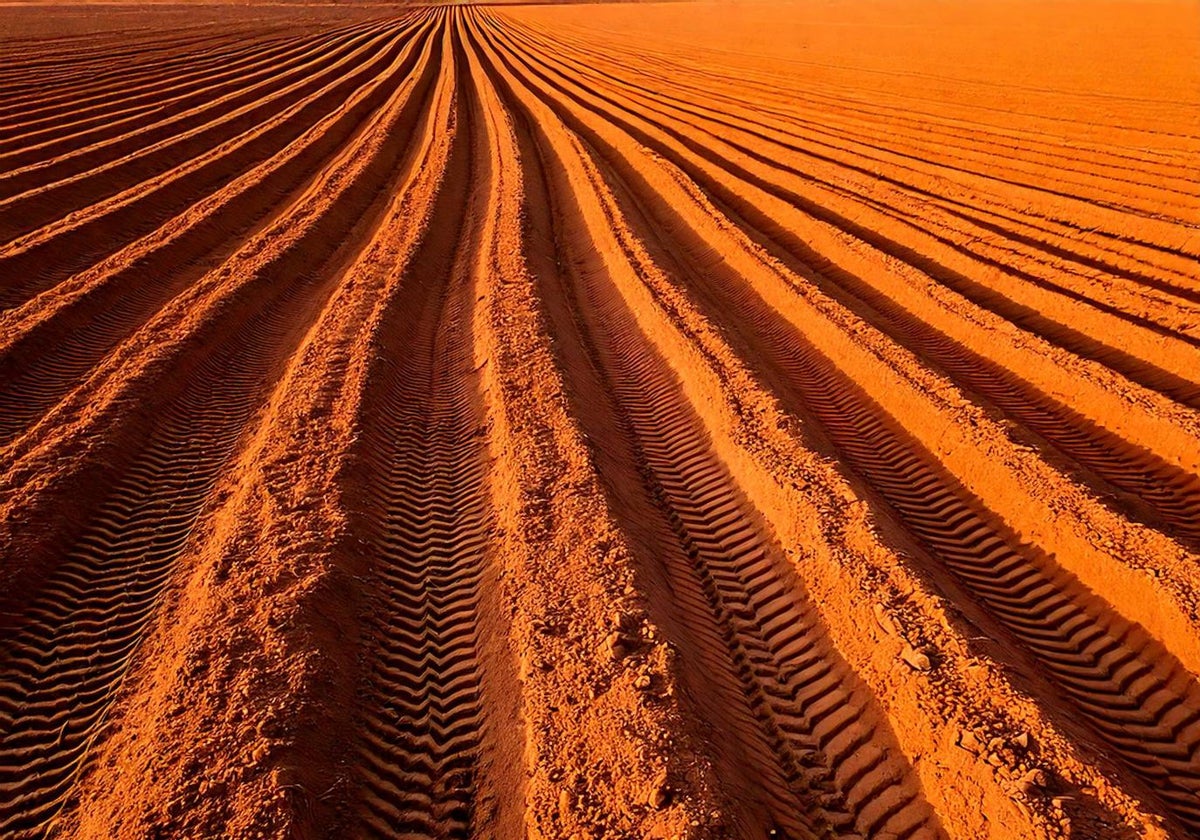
[1013,731,1030,749]
[957,729,984,755]
[648,784,669,809]
[1011,796,1033,821]
[634,673,653,691]
[1018,768,1047,791]
[873,604,899,637]
[900,645,932,671]
[559,789,573,814]
[648,769,670,809]
[605,631,630,660]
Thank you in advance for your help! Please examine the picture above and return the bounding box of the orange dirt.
[0,1,1197,838]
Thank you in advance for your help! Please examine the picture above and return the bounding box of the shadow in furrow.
[0,22,382,166]
[338,20,502,839]
[0,29,281,119]
[0,20,445,837]
[0,29,332,166]
[506,22,1200,308]
[0,16,432,445]
[521,91,1200,830]
[0,264,313,840]
[494,25,1200,411]
[475,15,942,839]
[490,30,1200,566]
[0,18,423,311]
[0,23,393,240]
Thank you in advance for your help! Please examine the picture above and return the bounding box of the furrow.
[523,46,1200,840]
[0,30,294,129]
[490,22,1200,551]
[489,12,1200,832]
[0,29,347,169]
[476,16,941,839]
[0,22,399,246]
[338,22,495,839]
[781,372,1200,831]
[0,15,433,444]
[621,66,1200,307]
[0,27,445,834]
[0,5,1195,837]
[0,280,304,837]
[535,22,1200,188]
[0,31,254,106]
[498,24,1200,411]
[0,24,377,145]
[512,23,1200,251]
[0,10,442,608]
[0,17,423,311]
[530,36,1200,329]
[0,22,377,172]
[526,18,1200,200]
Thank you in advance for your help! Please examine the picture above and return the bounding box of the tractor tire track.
[1,5,1196,838]
[338,21,500,837]
[489,22,1200,550]
[0,21,446,837]
[477,17,942,838]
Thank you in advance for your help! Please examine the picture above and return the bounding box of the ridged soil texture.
[336,27,505,837]
[0,18,428,444]
[1,3,1198,838]
[489,15,1200,553]
[501,24,1200,415]
[0,283,302,837]
[0,20,397,278]
[0,13,447,837]
[475,16,942,839]
[482,9,1200,833]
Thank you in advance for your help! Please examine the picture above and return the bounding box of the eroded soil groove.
[1,3,1197,838]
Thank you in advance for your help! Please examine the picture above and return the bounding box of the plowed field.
[1,2,1198,838]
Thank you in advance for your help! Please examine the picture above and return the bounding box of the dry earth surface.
[0,1,1198,838]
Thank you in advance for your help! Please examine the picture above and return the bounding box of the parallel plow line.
[487,18,1200,546]
[495,24,1200,412]
[0,6,1196,838]
[484,9,1200,833]
[0,15,432,441]
[0,17,446,837]
[340,18,495,835]
[477,17,942,838]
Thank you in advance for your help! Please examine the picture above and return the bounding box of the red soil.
[0,2,1197,838]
